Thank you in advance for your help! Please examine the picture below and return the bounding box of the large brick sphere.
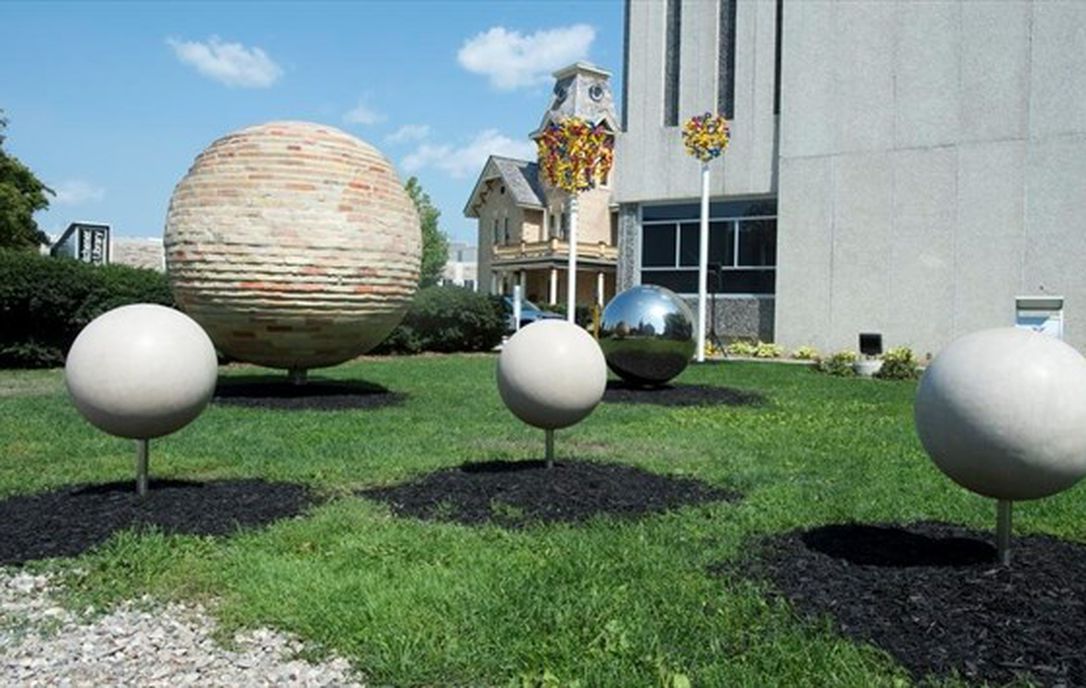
[164,121,421,371]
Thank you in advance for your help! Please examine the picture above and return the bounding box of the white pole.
[597,271,605,306]
[513,284,523,332]
[567,195,579,323]
[697,162,710,362]
[549,268,558,305]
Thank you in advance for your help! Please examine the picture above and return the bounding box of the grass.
[3,355,1085,686]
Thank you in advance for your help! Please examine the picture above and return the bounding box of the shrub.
[725,339,758,357]
[792,345,819,360]
[373,285,504,355]
[754,341,784,359]
[817,350,858,377]
[875,346,921,380]
[0,250,174,368]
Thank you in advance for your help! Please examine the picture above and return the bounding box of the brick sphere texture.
[164,121,421,370]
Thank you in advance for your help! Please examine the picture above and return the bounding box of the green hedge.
[374,285,505,355]
[0,250,174,368]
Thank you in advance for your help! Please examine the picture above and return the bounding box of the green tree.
[404,176,448,287]
[0,111,52,251]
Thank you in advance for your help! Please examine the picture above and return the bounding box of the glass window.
[641,225,676,267]
[717,269,776,294]
[737,219,776,266]
[678,223,699,267]
[642,270,697,294]
[709,221,734,267]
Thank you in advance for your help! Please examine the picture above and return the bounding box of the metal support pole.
[997,499,1013,566]
[696,162,710,363]
[545,429,555,469]
[288,367,307,386]
[135,439,149,497]
[567,196,579,323]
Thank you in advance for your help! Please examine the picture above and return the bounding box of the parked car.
[502,296,563,332]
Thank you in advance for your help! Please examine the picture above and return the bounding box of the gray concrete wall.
[775,0,1086,357]
[614,0,779,203]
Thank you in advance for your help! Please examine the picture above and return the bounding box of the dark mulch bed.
[214,376,405,411]
[603,380,765,407]
[0,479,313,566]
[720,521,1086,686]
[360,459,739,528]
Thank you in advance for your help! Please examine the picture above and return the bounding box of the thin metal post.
[696,162,710,362]
[567,195,579,323]
[997,499,1013,566]
[545,429,555,469]
[288,367,307,386]
[136,439,149,497]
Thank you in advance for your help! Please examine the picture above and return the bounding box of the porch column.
[490,271,498,295]
[518,270,527,296]
[596,271,605,307]
[549,268,558,305]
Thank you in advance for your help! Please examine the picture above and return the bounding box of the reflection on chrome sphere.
[598,285,696,386]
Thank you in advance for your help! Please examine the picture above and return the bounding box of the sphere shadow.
[0,479,313,566]
[801,523,995,567]
[214,376,406,411]
[602,380,765,407]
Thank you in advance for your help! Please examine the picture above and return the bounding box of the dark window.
[774,0,783,115]
[709,221,734,266]
[738,219,776,266]
[664,0,682,126]
[641,225,676,267]
[642,199,778,222]
[718,0,737,118]
[621,0,631,131]
[504,218,510,243]
[679,223,699,266]
[643,270,698,294]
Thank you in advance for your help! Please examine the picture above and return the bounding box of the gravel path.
[0,571,363,687]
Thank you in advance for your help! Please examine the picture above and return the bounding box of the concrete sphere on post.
[164,120,421,372]
[497,320,607,430]
[65,304,219,439]
[598,285,696,386]
[914,327,1086,501]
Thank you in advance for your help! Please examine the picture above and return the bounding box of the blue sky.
[1,1,624,245]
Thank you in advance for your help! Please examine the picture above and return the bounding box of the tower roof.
[530,62,619,139]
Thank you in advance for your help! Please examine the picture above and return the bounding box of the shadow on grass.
[214,376,406,411]
[602,380,765,407]
[0,479,313,566]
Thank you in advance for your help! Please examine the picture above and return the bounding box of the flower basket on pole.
[536,117,615,323]
[681,112,731,361]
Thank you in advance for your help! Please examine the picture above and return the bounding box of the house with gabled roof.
[464,63,618,309]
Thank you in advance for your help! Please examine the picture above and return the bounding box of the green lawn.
[3,356,1084,686]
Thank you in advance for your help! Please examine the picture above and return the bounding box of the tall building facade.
[616,0,1086,356]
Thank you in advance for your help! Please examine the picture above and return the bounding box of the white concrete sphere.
[164,121,421,371]
[497,320,608,430]
[915,327,1086,501]
[65,304,218,440]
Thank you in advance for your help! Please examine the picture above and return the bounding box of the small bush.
[753,341,784,359]
[875,346,921,380]
[817,350,858,377]
[792,345,819,360]
[725,340,758,357]
[0,250,175,368]
[373,285,504,355]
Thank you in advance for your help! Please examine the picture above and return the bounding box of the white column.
[518,270,527,296]
[596,271,605,306]
[567,195,579,323]
[549,268,558,305]
[490,271,498,295]
[697,162,710,363]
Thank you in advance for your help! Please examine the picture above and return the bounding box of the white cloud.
[166,36,282,88]
[401,129,536,179]
[457,24,595,90]
[385,124,431,144]
[53,180,105,205]
[343,99,386,125]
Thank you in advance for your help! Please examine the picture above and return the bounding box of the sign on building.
[50,222,111,266]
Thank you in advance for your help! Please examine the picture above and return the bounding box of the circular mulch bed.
[603,380,764,407]
[359,459,739,528]
[0,479,313,566]
[214,377,405,411]
[722,522,1086,686]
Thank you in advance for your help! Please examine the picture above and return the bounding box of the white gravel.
[0,570,364,687]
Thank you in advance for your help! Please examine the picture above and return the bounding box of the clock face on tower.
[589,83,605,102]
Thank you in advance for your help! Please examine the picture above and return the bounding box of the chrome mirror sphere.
[598,285,696,386]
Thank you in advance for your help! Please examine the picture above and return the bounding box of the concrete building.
[465,63,619,308]
[616,0,1086,356]
[441,241,479,290]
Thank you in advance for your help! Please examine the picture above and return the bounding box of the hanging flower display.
[536,117,614,193]
[682,112,731,162]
